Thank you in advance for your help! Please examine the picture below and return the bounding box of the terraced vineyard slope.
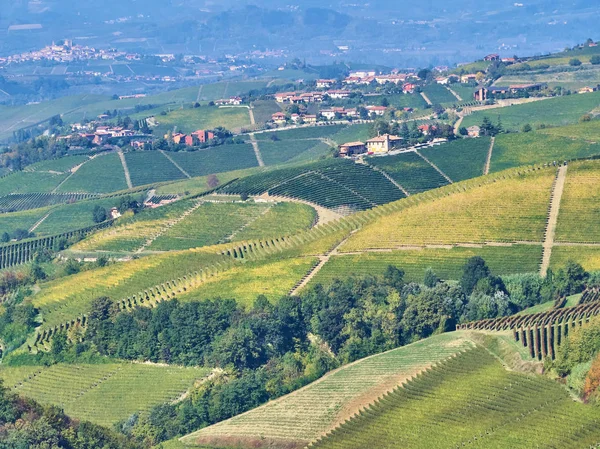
[180,333,474,448]
[308,348,600,449]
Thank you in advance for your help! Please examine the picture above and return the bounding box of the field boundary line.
[420,92,433,106]
[484,136,495,175]
[195,85,204,103]
[453,116,464,136]
[160,150,191,179]
[368,164,410,196]
[51,159,90,193]
[446,86,462,101]
[415,150,454,184]
[540,165,568,276]
[118,150,134,189]
[29,211,53,233]
[249,133,265,167]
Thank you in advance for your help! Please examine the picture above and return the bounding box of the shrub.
[569,58,583,66]
[590,55,600,65]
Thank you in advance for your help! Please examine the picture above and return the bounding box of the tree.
[417,69,431,80]
[569,58,583,66]
[460,256,490,295]
[207,174,220,189]
[383,265,405,290]
[591,56,600,65]
[0,232,9,243]
[522,123,532,133]
[380,97,390,107]
[581,114,592,122]
[92,205,107,223]
[423,268,440,288]
[458,127,468,136]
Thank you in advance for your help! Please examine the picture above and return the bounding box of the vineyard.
[125,151,187,186]
[0,171,68,196]
[555,160,600,243]
[367,151,450,194]
[257,140,323,165]
[0,192,97,213]
[24,155,89,173]
[311,245,542,286]
[0,363,207,427]
[490,132,600,173]
[419,137,490,181]
[341,168,555,251]
[421,83,458,104]
[181,333,474,448]
[307,348,600,449]
[220,159,405,212]
[56,152,128,193]
[167,144,259,177]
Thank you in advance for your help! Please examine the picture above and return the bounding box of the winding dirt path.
[540,165,568,276]
[249,134,265,167]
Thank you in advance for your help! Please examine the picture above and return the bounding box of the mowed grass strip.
[555,160,600,243]
[1,363,207,427]
[490,132,600,173]
[341,169,554,251]
[57,153,128,193]
[308,348,600,449]
[181,333,474,447]
[419,137,490,181]
[310,245,542,286]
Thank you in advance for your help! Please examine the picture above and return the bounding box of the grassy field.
[462,91,600,131]
[181,333,474,448]
[149,106,252,135]
[154,167,263,196]
[311,245,542,286]
[251,100,282,124]
[328,123,372,145]
[57,153,128,193]
[0,207,51,235]
[234,202,316,241]
[167,145,259,177]
[555,160,600,243]
[490,132,600,172]
[177,256,318,305]
[341,168,555,250]
[496,65,600,90]
[449,84,476,101]
[0,363,207,427]
[420,137,490,181]
[254,126,345,141]
[307,347,600,449]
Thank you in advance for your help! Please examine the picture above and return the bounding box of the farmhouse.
[467,126,481,137]
[338,141,366,156]
[474,86,488,101]
[366,134,402,154]
[215,96,243,106]
[461,74,478,83]
[484,54,500,61]
[509,83,544,93]
[579,86,599,94]
[403,83,417,93]
[327,89,352,99]
[271,112,287,124]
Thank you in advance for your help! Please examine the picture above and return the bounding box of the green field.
[490,132,600,172]
[0,207,51,235]
[555,160,600,243]
[308,347,600,449]
[149,106,252,135]
[422,83,458,104]
[461,91,600,131]
[181,333,474,448]
[125,151,187,186]
[311,245,542,286]
[251,100,282,124]
[257,140,322,165]
[0,362,207,427]
[419,137,490,181]
[57,153,128,193]
[234,202,316,241]
[550,246,600,272]
[328,123,372,145]
[538,119,600,141]
[254,125,345,141]
[168,145,259,177]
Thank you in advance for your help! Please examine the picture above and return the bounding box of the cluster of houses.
[271,112,317,125]
[64,123,138,145]
[274,90,354,104]
[473,83,545,101]
[341,70,416,86]
[163,130,215,146]
[214,96,243,106]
